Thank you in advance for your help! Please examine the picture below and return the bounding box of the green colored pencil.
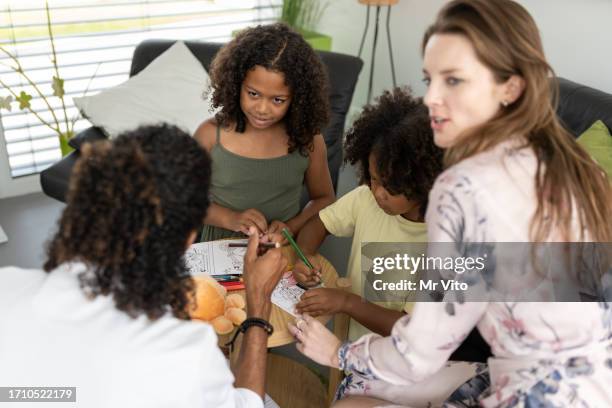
[281,228,314,269]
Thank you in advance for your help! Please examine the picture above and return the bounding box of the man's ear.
[185,230,198,249]
[504,75,526,104]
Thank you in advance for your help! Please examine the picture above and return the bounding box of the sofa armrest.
[556,77,612,137]
[41,127,107,203]
[68,126,108,150]
[40,151,79,203]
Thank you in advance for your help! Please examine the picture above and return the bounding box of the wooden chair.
[265,353,327,408]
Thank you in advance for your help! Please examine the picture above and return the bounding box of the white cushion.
[73,41,213,138]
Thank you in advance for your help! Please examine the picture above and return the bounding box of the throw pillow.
[73,41,213,139]
[576,120,612,179]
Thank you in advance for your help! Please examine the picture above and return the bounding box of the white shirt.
[0,263,262,408]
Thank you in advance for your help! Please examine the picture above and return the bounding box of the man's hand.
[292,255,322,287]
[229,208,268,236]
[295,288,349,317]
[266,220,291,245]
[243,227,287,318]
[289,314,341,368]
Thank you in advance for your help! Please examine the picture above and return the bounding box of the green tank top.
[200,126,309,242]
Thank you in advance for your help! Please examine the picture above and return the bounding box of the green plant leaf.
[281,0,328,32]
[52,76,65,98]
[16,91,32,110]
[0,95,13,111]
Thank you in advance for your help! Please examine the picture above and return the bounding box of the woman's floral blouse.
[337,140,612,407]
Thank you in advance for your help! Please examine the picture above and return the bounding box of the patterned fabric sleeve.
[337,302,488,386]
[425,167,488,244]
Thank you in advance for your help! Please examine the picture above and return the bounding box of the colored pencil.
[214,274,243,282]
[214,276,242,283]
[228,242,279,248]
[281,228,314,269]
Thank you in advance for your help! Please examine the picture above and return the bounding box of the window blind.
[0,0,280,178]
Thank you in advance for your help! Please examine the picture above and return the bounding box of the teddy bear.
[189,275,247,335]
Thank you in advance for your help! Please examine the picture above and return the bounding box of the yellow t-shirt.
[319,185,427,340]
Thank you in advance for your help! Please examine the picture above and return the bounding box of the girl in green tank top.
[194,23,335,242]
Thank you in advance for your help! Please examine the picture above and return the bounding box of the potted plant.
[280,0,331,51]
[233,0,331,51]
[0,2,78,157]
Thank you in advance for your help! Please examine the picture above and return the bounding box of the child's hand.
[293,255,322,287]
[266,220,291,245]
[295,288,349,317]
[230,208,267,236]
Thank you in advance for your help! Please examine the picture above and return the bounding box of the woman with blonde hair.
[290,0,612,406]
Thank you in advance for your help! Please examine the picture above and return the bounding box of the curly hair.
[44,124,211,321]
[344,87,443,218]
[209,23,330,155]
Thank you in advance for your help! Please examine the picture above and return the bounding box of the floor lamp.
[357,0,399,104]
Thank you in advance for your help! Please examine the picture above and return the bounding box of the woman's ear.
[185,230,198,250]
[503,75,526,105]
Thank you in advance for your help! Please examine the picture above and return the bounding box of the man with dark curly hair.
[0,125,285,407]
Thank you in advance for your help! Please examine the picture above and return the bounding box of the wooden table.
[263,249,351,405]
[211,246,340,350]
[202,244,350,405]
[269,247,339,347]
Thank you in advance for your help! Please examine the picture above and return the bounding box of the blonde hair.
[423,0,611,244]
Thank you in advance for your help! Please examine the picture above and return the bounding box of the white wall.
[317,0,612,111]
[0,121,42,199]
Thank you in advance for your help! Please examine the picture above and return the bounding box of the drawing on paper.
[271,272,305,317]
[184,239,248,276]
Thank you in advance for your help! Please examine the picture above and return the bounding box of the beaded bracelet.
[225,317,274,352]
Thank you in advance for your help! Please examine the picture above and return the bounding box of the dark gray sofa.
[40,39,363,202]
[556,77,612,136]
[41,49,612,203]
